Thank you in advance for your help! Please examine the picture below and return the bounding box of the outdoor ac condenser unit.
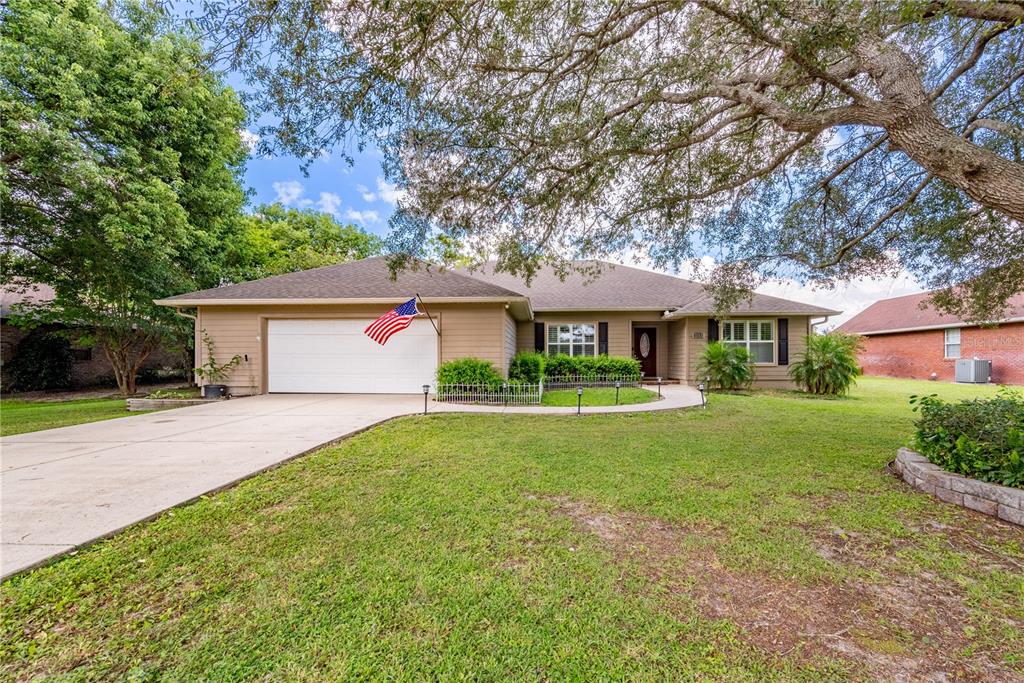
[955,358,992,384]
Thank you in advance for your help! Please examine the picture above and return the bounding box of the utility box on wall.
[955,358,992,384]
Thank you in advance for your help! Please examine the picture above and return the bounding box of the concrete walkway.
[1,385,701,578]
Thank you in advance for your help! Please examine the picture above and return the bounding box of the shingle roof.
[462,261,839,315]
[158,256,839,316]
[837,291,1024,335]
[1,283,55,317]
[157,256,527,303]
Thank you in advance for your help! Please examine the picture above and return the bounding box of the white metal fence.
[543,374,643,390]
[433,374,644,405]
[434,382,543,405]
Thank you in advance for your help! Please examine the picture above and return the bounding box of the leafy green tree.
[789,332,863,396]
[697,342,755,391]
[207,0,1023,320]
[1,0,247,394]
[223,204,383,282]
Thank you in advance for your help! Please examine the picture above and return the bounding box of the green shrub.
[508,352,545,383]
[910,388,1024,489]
[696,342,755,390]
[542,354,641,379]
[436,358,503,387]
[789,332,863,396]
[5,330,74,391]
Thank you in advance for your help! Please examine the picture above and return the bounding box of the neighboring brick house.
[837,292,1024,385]
[1,284,184,390]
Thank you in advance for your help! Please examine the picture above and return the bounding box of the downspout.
[810,316,830,333]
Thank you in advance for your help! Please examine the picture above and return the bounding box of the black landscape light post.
[577,386,583,416]
[422,384,430,415]
[615,380,621,405]
[656,377,662,398]
[697,379,706,409]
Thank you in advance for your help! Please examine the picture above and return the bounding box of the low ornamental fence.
[543,374,643,390]
[434,382,543,405]
[433,375,643,405]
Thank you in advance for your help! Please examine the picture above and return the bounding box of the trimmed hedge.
[542,354,641,379]
[910,388,1024,489]
[436,358,503,387]
[509,352,545,383]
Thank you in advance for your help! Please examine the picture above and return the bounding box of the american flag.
[364,298,419,345]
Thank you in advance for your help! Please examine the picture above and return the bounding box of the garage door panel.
[267,319,438,394]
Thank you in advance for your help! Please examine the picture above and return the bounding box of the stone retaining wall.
[126,398,210,412]
[894,447,1023,526]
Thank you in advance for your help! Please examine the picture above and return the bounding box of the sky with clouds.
[232,76,920,329]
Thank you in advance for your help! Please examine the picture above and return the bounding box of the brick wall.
[858,321,1024,385]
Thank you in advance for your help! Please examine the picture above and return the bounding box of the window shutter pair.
[536,322,609,354]
[707,319,719,342]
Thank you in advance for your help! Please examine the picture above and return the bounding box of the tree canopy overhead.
[208,0,1023,320]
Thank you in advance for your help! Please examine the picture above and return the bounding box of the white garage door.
[267,319,438,393]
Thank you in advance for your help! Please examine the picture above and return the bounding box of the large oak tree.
[208,0,1023,319]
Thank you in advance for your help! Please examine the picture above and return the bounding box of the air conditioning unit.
[955,358,992,384]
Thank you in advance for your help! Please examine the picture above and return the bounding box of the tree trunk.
[858,38,1024,222]
[100,334,155,396]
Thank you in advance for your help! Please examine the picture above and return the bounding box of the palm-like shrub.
[696,342,755,390]
[789,332,863,396]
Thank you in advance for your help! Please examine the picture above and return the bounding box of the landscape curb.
[894,447,1024,526]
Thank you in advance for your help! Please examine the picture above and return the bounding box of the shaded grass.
[0,398,139,436]
[541,387,657,406]
[1,377,1020,680]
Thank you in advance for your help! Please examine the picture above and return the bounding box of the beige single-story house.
[156,256,839,395]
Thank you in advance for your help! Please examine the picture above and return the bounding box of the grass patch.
[541,387,658,406]
[0,398,136,436]
[2,377,1021,680]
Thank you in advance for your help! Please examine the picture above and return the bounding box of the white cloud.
[272,180,307,206]
[239,129,260,152]
[316,192,343,217]
[356,184,377,202]
[354,177,407,205]
[375,177,407,205]
[344,208,381,224]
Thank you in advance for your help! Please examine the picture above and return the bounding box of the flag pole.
[415,293,441,337]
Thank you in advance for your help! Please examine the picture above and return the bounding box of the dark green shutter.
[708,319,719,342]
[598,322,608,355]
[777,318,789,365]
[534,322,545,352]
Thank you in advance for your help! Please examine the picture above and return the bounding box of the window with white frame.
[547,323,596,356]
[944,328,961,358]
[722,320,775,364]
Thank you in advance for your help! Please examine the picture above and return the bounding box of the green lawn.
[541,386,658,406]
[0,398,134,436]
[2,377,1021,680]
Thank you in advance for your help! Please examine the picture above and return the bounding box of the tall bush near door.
[696,342,755,390]
[789,332,863,396]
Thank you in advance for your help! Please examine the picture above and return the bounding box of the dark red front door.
[633,327,657,378]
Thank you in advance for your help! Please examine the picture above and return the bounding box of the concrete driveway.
[1,386,701,579]
[1,394,427,578]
